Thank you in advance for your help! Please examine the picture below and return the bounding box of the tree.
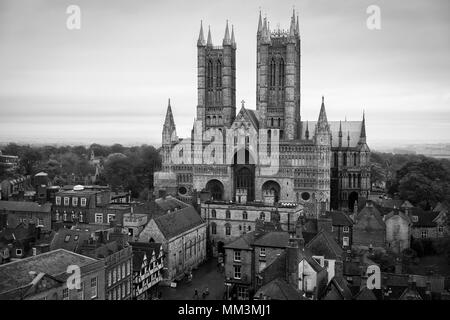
[20,147,42,175]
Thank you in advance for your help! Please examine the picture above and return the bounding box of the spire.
[318,96,328,123]
[347,131,351,147]
[360,111,366,138]
[296,15,300,35]
[257,10,263,35]
[207,26,213,47]
[339,120,343,137]
[262,17,271,44]
[197,20,206,46]
[231,25,236,48]
[305,121,310,140]
[164,98,175,128]
[289,13,296,42]
[223,20,231,46]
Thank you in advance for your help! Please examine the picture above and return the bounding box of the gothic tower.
[256,10,301,140]
[162,98,177,165]
[197,21,236,132]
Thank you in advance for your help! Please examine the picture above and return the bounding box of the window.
[343,237,349,247]
[237,287,249,300]
[63,213,67,221]
[234,265,241,279]
[63,288,69,300]
[122,263,126,279]
[412,216,418,222]
[127,260,131,275]
[259,248,266,257]
[64,197,70,206]
[107,214,116,224]
[56,196,61,205]
[81,198,87,207]
[121,283,125,298]
[108,272,112,287]
[226,210,231,219]
[438,226,444,233]
[64,235,71,243]
[260,212,265,221]
[421,230,428,239]
[37,218,44,227]
[225,224,231,236]
[95,213,103,224]
[211,209,216,218]
[72,197,78,206]
[343,226,349,233]
[16,249,23,256]
[127,281,131,295]
[90,277,98,299]
[242,211,248,220]
[234,250,241,262]
[211,222,217,235]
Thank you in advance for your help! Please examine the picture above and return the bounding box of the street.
[159,258,226,300]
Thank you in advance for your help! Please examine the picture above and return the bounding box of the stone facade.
[155,10,370,220]
[385,211,411,254]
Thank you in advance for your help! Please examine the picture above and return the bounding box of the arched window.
[242,211,248,220]
[270,58,276,87]
[279,58,285,87]
[354,153,357,166]
[225,223,231,236]
[211,222,217,235]
[211,209,216,218]
[216,60,222,87]
[207,60,213,88]
[206,116,211,125]
[226,210,231,219]
[260,212,265,221]
[343,153,347,166]
[277,118,281,127]
[334,153,338,167]
[271,118,274,126]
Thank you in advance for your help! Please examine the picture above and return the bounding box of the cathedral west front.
[154,10,371,250]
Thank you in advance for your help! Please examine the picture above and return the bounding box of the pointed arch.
[279,58,285,87]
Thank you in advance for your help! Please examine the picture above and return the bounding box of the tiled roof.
[323,277,353,300]
[0,249,97,295]
[153,206,204,240]
[324,211,353,226]
[253,231,290,248]
[155,196,188,212]
[255,277,305,300]
[50,228,92,252]
[224,232,255,250]
[0,201,51,213]
[355,204,385,228]
[306,229,344,260]
[409,207,439,227]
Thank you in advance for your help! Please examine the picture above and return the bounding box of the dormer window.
[56,196,61,205]
[81,198,87,207]
[412,216,418,223]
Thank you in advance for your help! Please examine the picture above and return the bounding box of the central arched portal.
[233,149,255,202]
[205,179,224,201]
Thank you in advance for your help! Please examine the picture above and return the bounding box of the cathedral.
[155,10,371,225]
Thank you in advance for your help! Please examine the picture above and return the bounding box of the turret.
[338,120,343,147]
[162,99,177,165]
[207,26,213,47]
[314,96,331,146]
[223,20,231,46]
[231,25,236,49]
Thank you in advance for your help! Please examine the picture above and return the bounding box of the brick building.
[0,200,52,231]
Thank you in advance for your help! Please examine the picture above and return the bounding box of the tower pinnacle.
[231,25,236,48]
[223,20,231,46]
[207,26,213,47]
[197,20,206,46]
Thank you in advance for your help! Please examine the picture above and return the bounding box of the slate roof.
[324,211,353,226]
[0,201,52,213]
[153,206,204,240]
[0,249,97,295]
[255,277,305,300]
[50,228,92,252]
[224,232,255,250]
[253,231,290,248]
[301,120,363,148]
[305,229,344,260]
[409,207,439,227]
[155,196,188,212]
[355,204,385,228]
[323,277,353,300]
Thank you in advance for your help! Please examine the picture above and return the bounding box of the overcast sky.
[0,0,449,149]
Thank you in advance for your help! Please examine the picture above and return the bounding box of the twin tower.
[196,10,301,140]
